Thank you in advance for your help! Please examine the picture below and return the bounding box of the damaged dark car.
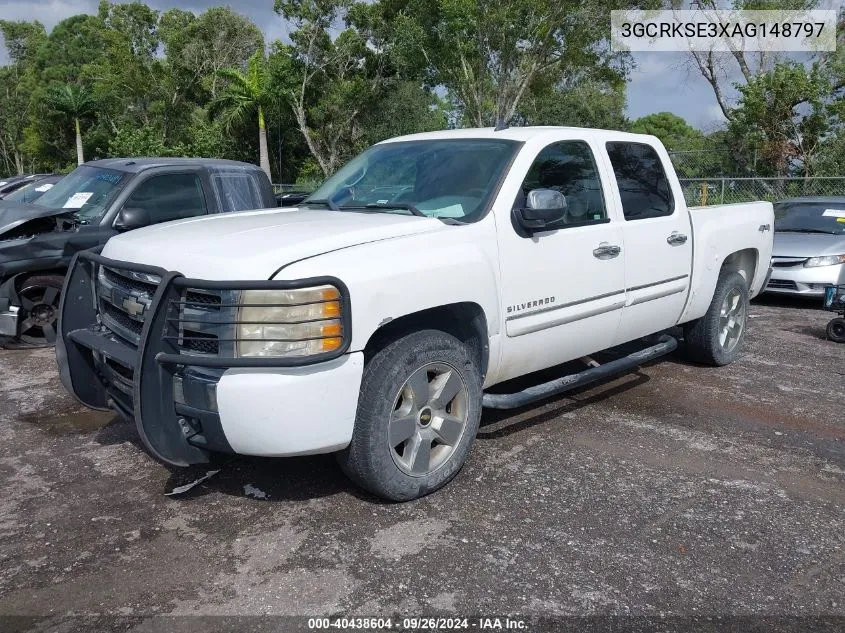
[0,158,276,347]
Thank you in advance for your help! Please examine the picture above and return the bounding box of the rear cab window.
[213,172,264,212]
[606,142,674,220]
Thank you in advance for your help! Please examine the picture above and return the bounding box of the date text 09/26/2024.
[307,617,528,630]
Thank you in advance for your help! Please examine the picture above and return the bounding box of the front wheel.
[683,270,749,366]
[827,317,845,343]
[16,274,64,347]
[337,330,482,501]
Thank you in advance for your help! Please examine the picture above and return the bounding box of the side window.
[520,140,608,229]
[213,173,263,212]
[606,142,674,220]
[124,173,207,224]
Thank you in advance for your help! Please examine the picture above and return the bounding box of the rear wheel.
[684,271,749,366]
[827,317,845,343]
[16,274,64,347]
[337,330,482,501]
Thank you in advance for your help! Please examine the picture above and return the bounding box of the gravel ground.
[0,295,843,632]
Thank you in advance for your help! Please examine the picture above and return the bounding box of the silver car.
[766,197,845,297]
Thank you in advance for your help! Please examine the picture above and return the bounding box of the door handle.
[667,231,688,246]
[593,242,621,259]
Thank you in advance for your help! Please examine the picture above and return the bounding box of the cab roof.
[85,157,262,174]
[381,126,661,145]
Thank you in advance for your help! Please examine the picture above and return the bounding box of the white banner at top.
[610,9,838,52]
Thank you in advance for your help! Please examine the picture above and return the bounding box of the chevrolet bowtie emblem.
[122,296,145,317]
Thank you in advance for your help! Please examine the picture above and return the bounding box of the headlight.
[237,285,344,358]
[804,254,845,268]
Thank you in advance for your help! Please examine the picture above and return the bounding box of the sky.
[0,0,735,131]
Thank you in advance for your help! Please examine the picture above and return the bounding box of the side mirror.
[114,206,152,231]
[515,189,567,232]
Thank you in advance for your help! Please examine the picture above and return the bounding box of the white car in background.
[766,197,845,297]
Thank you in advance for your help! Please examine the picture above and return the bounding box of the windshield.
[305,139,521,222]
[774,201,845,235]
[3,177,58,204]
[35,165,128,222]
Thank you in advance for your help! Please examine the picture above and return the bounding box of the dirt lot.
[1,296,844,632]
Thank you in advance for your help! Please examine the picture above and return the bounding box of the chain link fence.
[667,149,736,179]
[678,177,845,207]
[667,148,845,206]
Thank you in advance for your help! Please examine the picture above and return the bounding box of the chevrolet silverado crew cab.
[57,128,774,501]
[0,158,275,347]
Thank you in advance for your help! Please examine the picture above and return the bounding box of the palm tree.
[210,50,273,179]
[45,83,96,165]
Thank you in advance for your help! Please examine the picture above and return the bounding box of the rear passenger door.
[603,141,692,345]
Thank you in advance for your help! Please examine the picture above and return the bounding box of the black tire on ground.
[827,317,845,343]
[337,329,483,501]
[683,270,750,366]
[16,274,65,347]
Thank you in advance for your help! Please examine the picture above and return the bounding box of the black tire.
[683,270,749,366]
[16,274,65,347]
[337,330,482,501]
[827,317,845,343]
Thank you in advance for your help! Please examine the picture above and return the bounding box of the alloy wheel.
[388,362,469,477]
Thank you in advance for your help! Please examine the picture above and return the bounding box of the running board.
[481,334,678,410]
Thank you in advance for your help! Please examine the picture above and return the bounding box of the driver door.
[496,138,626,382]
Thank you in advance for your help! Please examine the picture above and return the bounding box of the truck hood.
[773,231,845,258]
[102,208,448,279]
[0,201,70,235]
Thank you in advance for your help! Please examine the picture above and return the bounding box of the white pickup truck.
[57,127,774,501]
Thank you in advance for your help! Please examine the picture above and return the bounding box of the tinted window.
[124,173,207,224]
[214,173,263,212]
[520,141,607,229]
[606,142,674,220]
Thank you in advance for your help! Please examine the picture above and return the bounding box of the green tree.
[360,0,641,127]
[728,62,838,176]
[0,20,46,174]
[517,78,628,130]
[45,83,97,164]
[630,113,704,151]
[276,0,376,176]
[210,50,274,178]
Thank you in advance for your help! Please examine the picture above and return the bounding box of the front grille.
[182,291,222,310]
[771,258,808,268]
[103,267,220,310]
[102,267,158,295]
[182,330,220,355]
[101,301,144,338]
[97,265,223,355]
[767,279,798,290]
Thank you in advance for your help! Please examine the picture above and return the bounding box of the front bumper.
[0,305,17,337]
[57,251,361,466]
[765,262,845,297]
[0,277,19,337]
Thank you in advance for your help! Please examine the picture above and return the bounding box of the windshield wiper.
[339,203,427,218]
[303,198,340,211]
[777,228,837,234]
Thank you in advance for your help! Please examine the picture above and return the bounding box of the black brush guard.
[56,251,350,467]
